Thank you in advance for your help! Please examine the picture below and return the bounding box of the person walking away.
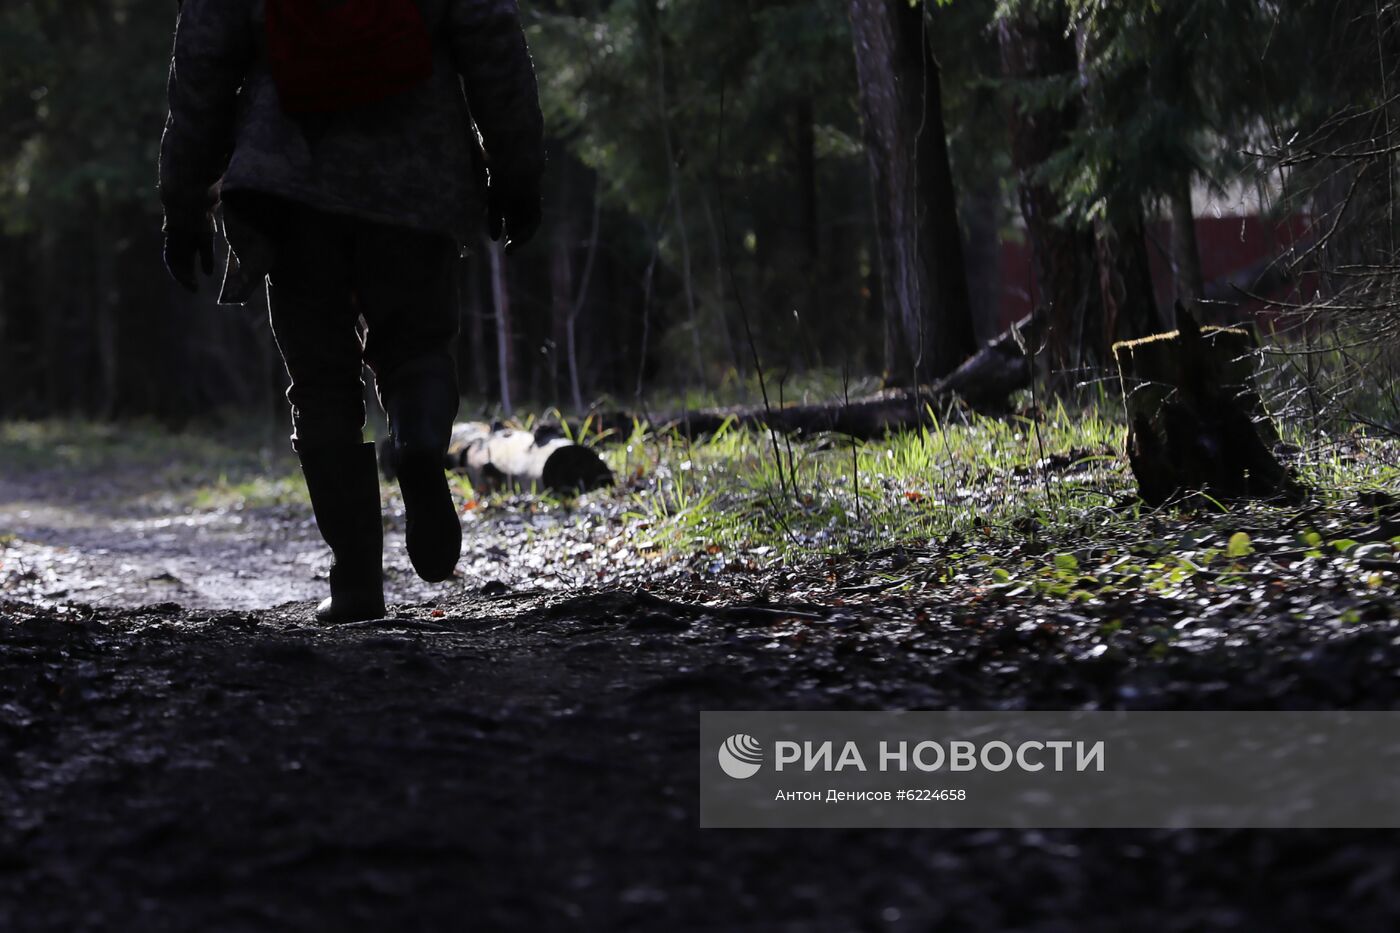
[158,0,545,621]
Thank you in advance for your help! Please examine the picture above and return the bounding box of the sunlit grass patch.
[512,395,1400,587]
[1286,428,1400,499]
[7,399,1397,592]
[0,417,302,509]
[594,401,1132,560]
[185,473,309,511]
[0,417,292,472]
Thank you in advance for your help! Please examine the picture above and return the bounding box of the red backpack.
[264,0,434,114]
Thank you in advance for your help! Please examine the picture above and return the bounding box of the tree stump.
[1113,303,1298,506]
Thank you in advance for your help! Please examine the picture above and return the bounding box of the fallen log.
[378,424,614,494]
[558,308,1048,443]
[932,305,1047,410]
[649,386,942,440]
[1114,302,1298,506]
[447,423,614,494]
[1196,234,1315,322]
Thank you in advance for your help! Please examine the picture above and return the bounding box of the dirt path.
[5,446,1400,929]
[4,577,1400,930]
[0,469,674,613]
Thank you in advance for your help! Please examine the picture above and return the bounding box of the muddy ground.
[3,445,1400,931]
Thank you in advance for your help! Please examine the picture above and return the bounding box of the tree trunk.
[567,175,603,413]
[463,256,490,400]
[93,202,119,418]
[549,215,573,406]
[1095,213,1160,345]
[795,96,820,264]
[699,192,743,379]
[997,5,1105,370]
[1167,172,1205,303]
[38,229,64,412]
[647,0,704,385]
[1073,19,1162,344]
[962,181,1003,346]
[906,4,977,373]
[0,250,7,416]
[487,239,515,413]
[795,96,823,355]
[848,0,976,385]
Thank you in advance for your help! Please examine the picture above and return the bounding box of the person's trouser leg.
[265,205,368,452]
[356,223,462,583]
[298,443,386,622]
[262,201,386,619]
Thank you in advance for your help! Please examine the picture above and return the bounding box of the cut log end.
[448,424,615,495]
[538,443,616,494]
[380,423,614,496]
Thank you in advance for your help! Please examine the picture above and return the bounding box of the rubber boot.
[299,443,387,622]
[383,363,461,583]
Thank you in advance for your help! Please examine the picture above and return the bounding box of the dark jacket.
[159,0,545,303]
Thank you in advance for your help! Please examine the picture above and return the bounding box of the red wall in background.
[994,214,1315,333]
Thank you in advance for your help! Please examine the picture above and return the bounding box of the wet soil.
[0,452,685,612]
[3,460,1400,930]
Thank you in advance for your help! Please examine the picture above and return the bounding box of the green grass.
[6,388,1397,572]
[590,399,1129,559]
[186,474,310,511]
[0,417,307,511]
[562,392,1398,570]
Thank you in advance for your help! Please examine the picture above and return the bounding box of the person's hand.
[163,218,215,294]
[487,177,542,254]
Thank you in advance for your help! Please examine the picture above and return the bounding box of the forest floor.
[3,416,1400,930]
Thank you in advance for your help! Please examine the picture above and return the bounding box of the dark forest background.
[0,0,1393,423]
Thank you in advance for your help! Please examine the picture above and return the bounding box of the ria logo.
[718,734,764,779]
